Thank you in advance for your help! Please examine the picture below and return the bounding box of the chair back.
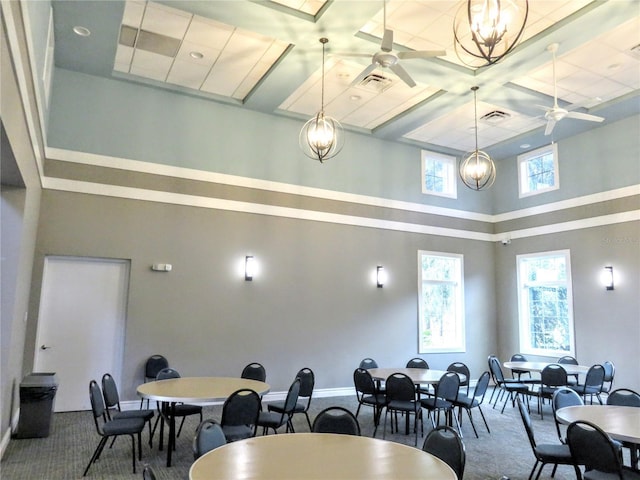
[422,426,466,480]
[406,357,429,369]
[447,362,470,389]
[142,464,157,480]
[541,364,568,388]
[88,380,107,434]
[296,368,315,398]
[156,367,181,380]
[282,378,302,413]
[601,361,615,392]
[359,358,378,369]
[221,389,261,427]
[101,373,121,415]
[557,355,578,366]
[606,388,640,406]
[567,420,623,474]
[488,356,506,384]
[552,387,583,443]
[312,407,361,436]
[353,368,377,396]
[435,372,460,402]
[241,362,266,382]
[584,364,605,389]
[472,371,491,401]
[516,396,537,450]
[193,419,226,459]
[511,353,527,362]
[385,373,416,402]
[145,355,169,380]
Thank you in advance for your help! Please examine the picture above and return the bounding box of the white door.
[33,256,130,412]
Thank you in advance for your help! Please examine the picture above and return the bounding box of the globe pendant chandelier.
[453,0,528,68]
[459,86,496,191]
[299,38,344,163]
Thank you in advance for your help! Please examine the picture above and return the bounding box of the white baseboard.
[121,386,356,411]
[0,409,20,460]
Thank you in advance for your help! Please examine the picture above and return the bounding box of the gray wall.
[27,190,498,398]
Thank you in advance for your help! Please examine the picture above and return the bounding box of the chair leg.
[83,437,108,477]
[176,416,186,438]
[477,405,491,434]
[466,408,479,438]
[528,460,539,480]
[130,434,137,474]
[304,411,312,431]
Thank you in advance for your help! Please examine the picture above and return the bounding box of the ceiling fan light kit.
[453,0,528,68]
[459,86,497,191]
[299,37,344,163]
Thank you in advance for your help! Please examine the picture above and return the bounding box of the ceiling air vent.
[480,110,511,124]
[357,73,393,93]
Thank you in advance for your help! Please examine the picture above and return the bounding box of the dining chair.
[258,378,300,435]
[192,419,226,460]
[383,373,423,446]
[140,354,169,409]
[240,362,266,382]
[422,426,466,480]
[537,364,568,419]
[569,364,605,405]
[406,357,431,395]
[353,368,386,436]
[600,361,616,396]
[448,361,471,397]
[557,355,579,385]
[566,420,640,480]
[220,388,261,442]
[154,368,203,438]
[312,406,361,436]
[488,355,531,413]
[516,397,574,480]
[420,371,461,434]
[509,353,531,382]
[606,388,640,469]
[267,368,314,430]
[359,358,379,369]
[83,380,145,476]
[452,370,491,438]
[101,373,154,447]
[551,387,583,444]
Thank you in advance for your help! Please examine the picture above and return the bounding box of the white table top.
[189,433,457,479]
[368,368,466,384]
[556,405,640,444]
[503,361,589,376]
[137,376,270,403]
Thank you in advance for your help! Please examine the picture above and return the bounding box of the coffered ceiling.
[51,0,639,159]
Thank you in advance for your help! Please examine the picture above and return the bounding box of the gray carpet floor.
[1,390,587,480]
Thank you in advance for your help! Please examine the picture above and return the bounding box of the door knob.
[40,345,52,350]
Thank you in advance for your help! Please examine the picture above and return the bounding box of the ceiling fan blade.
[565,111,604,123]
[544,119,556,136]
[381,29,393,52]
[350,63,378,87]
[397,50,446,60]
[332,52,372,59]
[534,104,551,112]
[389,63,416,88]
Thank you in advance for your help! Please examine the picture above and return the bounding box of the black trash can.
[14,372,58,439]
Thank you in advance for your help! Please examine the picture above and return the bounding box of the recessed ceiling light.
[73,26,91,37]
[520,143,531,149]
[189,51,204,59]
[350,95,361,101]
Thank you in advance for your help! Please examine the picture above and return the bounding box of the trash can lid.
[21,373,58,388]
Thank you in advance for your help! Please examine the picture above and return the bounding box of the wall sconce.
[603,266,614,291]
[376,266,387,288]
[245,256,256,281]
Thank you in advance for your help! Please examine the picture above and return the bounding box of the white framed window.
[518,143,559,198]
[418,251,465,353]
[516,250,575,357]
[421,150,457,198]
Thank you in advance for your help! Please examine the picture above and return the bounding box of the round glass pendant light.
[459,86,496,191]
[299,38,344,163]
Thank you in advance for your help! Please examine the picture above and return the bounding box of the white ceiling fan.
[538,43,604,135]
[340,1,445,88]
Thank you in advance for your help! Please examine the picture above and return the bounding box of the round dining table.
[189,432,457,479]
[368,367,467,385]
[503,361,589,377]
[137,376,270,466]
[555,404,640,444]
